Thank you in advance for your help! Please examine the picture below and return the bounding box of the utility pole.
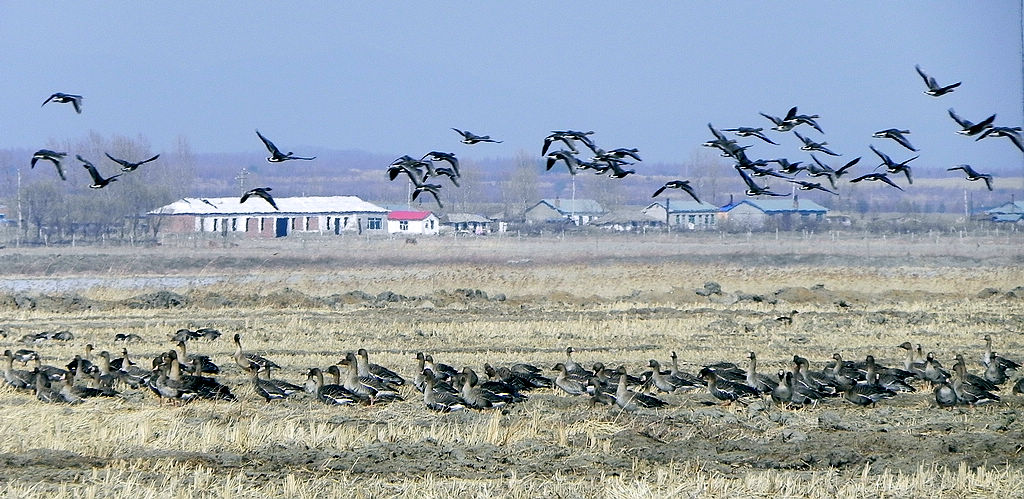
[235,168,250,193]
[16,168,22,247]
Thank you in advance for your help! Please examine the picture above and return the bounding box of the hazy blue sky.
[2,2,1021,171]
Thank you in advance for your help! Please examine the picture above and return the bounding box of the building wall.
[387,215,440,235]
[153,212,388,237]
[525,203,563,223]
[724,204,767,229]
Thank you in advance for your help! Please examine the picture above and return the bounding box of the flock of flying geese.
[2,326,1022,411]
[27,63,1021,212]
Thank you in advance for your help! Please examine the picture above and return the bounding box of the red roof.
[388,210,432,221]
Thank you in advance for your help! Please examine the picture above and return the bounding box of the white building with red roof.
[386,210,440,235]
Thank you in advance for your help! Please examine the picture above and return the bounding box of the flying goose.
[915,65,961,97]
[651,180,700,202]
[768,158,804,175]
[976,126,1024,152]
[256,129,316,162]
[421,151,460,176]
[948,109,995,136]
[31,150,68,180]
[947,165,993,191]
[105,152,160,172]
[42,92,83,113]
[872,128,917,151]
[545,149,579,174]
[794,131,839,156]
[240,187,279,210]
[869,145,916,184]
[721,126,778,145]
[452,128,501,144]
[849,172,904,191]
[78,155,122,188]
[735,165,790,197]
[411,183,444,208]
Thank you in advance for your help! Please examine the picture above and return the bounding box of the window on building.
[675,215,681,225]
[399,220,409,231]
[231,218,238,231]
[368,217,382,230]
[212,219,218,231]
[343,217,349,229]
[688,215,696,224]
[259,218,265,232]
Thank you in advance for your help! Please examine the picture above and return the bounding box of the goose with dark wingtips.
[850,172,904,191]
[552,362,588,396]
[615,372,667,411]
[355,348,405,387]
[256,129,316,162]
[42,92,83,113]
[721,126,778,145]
[976,126,1024,152]
[452,128,502,144]
[948,109,995,136]
[736,166,790,197]
[423,371,467,412]
[788,179,837,195]
[421,151,460,176]
[31,150,68,180]
[947,164,993,191]
[306,367,358,406]
[78,155,122,188]
[339,354,402,404]
[873,128,917,152]
[951,361,1000,406]
[869,145,916,184]
[768,158,804,175]
[105,153,160,172]
[545,149,579,174]
[794,131,839,156]
[982,334,1020,374]
[652,180,701,202]
[745,352,778,393]
[915,65,961,97]
[240,187,279,210]
[3,350,34,390]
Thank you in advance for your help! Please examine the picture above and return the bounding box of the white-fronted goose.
[915,65,960,97]
[31,149,68,180]
[947,164,993,191]
[745,352,778,393]
[339,355,402,404]
[872,128,917,151]
[982,334,1020,373]
[699,367,760,404]
[233,334,280,374]
[256,129,316,162]
[105,152,160,172]
[356,348,405,387]
[948,109,995,136]
[240,187,279,210]
[3,350,34,390]
[423,371,467,412]
[78,155,122,188]
[552,363,587,396]
[975,126,1023,152]
[306,367,357,405]
[452,128,502,144]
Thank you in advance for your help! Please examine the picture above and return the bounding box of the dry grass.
[1,233,1022,498]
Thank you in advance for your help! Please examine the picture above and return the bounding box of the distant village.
[130,194,1024,239]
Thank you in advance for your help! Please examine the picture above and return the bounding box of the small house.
[642,199,720,230]
[443,213,493,234]
[720,196,829,230]
[387,211,440,235]
[524,198,605,226]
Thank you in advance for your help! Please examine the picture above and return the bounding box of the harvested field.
[1,233,1023,498]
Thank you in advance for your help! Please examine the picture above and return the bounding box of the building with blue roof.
[720,195,829,230]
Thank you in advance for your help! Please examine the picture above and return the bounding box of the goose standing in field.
[305,367,357,405]
[952,354,1000,392]
[452,128,502,144]
[645,359,692,393]
[42,92,83,113]
[113,332,143,343]
[864,355,915,393]
[975,126,1024,152]
[31,149,68,180]
[423,371,468,412]
[792,356,840,397]
[934,380,958,408]
[3,350,34,390]
[251,367,297,402]
[233,334,281,375]
[745,352,778,393]
[34,370,66,403]
[552,363,588,396]
[167,351,235,401]
[981,334,1020,374]
[872,128,917,152]
[175,341,220,375]
[12,349,37,365]
[355,348,405,387]
[79,155,122,188]
[105,152,160,172]
[339,354,402,404]
[951,361,1000,405]
[423,354,459,382]
[700,367,760,404]
[947,164,993,191]
[915,65,961,97]
[948,109,996,137]
[256,129,316,162]
[613,373,667,411]
[240,187,279,210]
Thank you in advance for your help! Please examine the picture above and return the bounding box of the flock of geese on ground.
[28,65,1021,213]
[3,327,1022,411]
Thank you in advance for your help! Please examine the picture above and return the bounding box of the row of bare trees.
[3,132,196,245]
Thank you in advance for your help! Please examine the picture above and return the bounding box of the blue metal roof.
[722,198,828,214]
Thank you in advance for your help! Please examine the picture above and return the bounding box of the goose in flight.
[652,180,700,202]
[452,128,502,144]
[412,183,444,208]
[545,149,579,174]
[794,131,839,156]
[947,164,993,191]
[387,155,430,183]
[421,151,460,176]
[721,126,778,145]
[976,126,1023,152]
[105,153,160,172]
[78,155,121,188]
[240,187,279,210]
[42,92,83,113]
[256,130,316,162]
[849,172,904,191]
[544,130,596,154]
[768,158,804,175]
[31,150,67,180]
[811,155,861,181]
[915,65,961,97]
[872,128,917,151]
[788,180,837,195]
[948,109,995,136]
[869,145,916,184]
[735,165,789,197]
